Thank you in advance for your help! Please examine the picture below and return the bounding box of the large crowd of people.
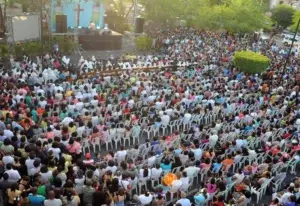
[0,28,298,206]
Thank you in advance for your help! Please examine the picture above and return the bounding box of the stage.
[78,30,123,51]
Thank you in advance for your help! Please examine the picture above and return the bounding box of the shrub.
[233,51,269,74]
[135,35,152,51]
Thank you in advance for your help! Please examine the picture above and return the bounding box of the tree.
[290,11,300,32]
[271,5,296,29]
[104,0,134,33]
[191,0,267,33]
[234,51,269,74]
[141,0,267,33]
[135,35,152,51]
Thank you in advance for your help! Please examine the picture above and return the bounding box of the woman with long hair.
[113,188,126,206]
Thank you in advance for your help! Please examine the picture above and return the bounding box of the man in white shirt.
[151,164,163,180]
[170,173,183,193]
[134,191,153,205]
[5,163,21,182]
[209,130,218,148]
[232,169,245,184]
[115,146,127,164]
[161,112,170,126]
[26,153,37,173]
[61,117,74,126]
[28,159,41,176]
[3,126,14,139]
[75,100,84,111]
[176,191,191,206]
[44,190,62,206]
[184,163,200,180]
[2,153,14,167]
[191,145,203,161]
[183,111,192,124]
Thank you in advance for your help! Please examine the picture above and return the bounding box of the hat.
[290,183,295,187]
[292,140,298,144]
[85,153,91,159]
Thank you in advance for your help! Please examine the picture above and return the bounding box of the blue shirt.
[160,163,172,173]
[212,163,222,173]
[28,194,45,206]
[194,194,206,206]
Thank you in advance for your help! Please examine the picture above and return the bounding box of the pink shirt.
[206,183,217,194]
[46,132,55,139]
[67,141,81,154]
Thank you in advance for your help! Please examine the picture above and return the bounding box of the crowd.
[0,28,298,206]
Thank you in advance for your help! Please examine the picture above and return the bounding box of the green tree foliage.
[290,11,300,32]
[104,0,134,33]
[271,5,296,29]
[234,51,269,74]
[135,35,152,51]
[142,0,267,33]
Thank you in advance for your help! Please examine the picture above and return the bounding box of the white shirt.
[61,117,74,126]
[44,198,62,206]
[75,102,84,111]
[147,156,156,167]
[180,177,189,191]
[25,158,35,171]
[2,155,14,166]
[184,166,200,178]
[115,150,127,163]
[209,134,218,148]
[75,177,85,194]
[40,171,52,183]
[48,148,61,159]
[3,130,14,139]
[183,113,192,124]
[233,173,245,184]
[28,166,41,176]
[151,168,162,180]
[105,166,118,174]
[192,148,203,161]
[139,169,151,181]
[138,194,153,205]
[170,179,182,192]
[5,169,21,182]
[161,114,170,126]
[176,198,191,206]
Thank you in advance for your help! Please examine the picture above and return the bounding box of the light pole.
[40,0,43,58]
[283,17,300,73]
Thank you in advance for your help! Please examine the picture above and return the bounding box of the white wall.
[12,14,40,42]
[270,0,281,9]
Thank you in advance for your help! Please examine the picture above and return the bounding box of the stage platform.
[78,30,122,51]
[52,29,123,51]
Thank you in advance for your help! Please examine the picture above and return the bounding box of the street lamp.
[283,17,300,73]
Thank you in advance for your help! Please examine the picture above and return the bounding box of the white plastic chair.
[272,173,286,192]
[82,138,90,155]
[122,132,131,146]
[91,136,100,152]
[142,125,154,139]
[168,121,176,133]
[138,180,148,194]
[251,186,264,203]
[105,134,114,150]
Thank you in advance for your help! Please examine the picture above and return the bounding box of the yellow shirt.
[7,189,21,204]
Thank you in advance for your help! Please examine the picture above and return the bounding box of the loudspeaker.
[56,15,67,33]
[135,18,144,33]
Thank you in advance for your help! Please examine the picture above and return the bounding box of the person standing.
[44,190,62,206]
[83,180,95,206]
